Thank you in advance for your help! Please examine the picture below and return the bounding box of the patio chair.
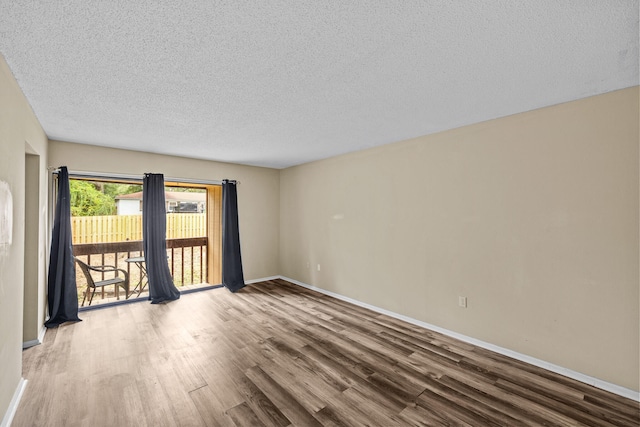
[76,258,130,306]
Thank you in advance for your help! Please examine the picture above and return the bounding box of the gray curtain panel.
[143,173,180,303]
[45,166,81,327]
[222,179,245,292]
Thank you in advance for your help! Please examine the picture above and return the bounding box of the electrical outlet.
[458,296,467,308]
[317,264,321,271]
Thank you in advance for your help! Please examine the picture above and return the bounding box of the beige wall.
[48,141,280,282]
[0,54,49,422]
[280,87,640,391]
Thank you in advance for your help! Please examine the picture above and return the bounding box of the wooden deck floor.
[79,281,216,309]
[14,279,639,426]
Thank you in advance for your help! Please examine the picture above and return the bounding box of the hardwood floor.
[14,279,639,426]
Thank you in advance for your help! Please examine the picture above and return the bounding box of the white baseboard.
[22,339,39,350]
[0,378,27,427]
[22,325,47,349]
[279,276,640,402]
[246,276,280,285]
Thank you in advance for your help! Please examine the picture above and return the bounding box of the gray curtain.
[45,166,81,327]
[143,173,180,303]
[222,179,245,292]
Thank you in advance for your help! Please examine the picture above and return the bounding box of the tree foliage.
[69,180,116,216]
[69,179,204,216]
[166,186,205,193]
[103,183,142,198]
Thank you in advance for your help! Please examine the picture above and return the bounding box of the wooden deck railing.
[73,237,208,304]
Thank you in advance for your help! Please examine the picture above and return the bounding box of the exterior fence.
[71,213,206,244]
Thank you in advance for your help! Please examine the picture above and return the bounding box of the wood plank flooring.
[13,279,639,426]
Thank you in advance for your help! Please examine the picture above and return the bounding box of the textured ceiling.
[1,1,638,169]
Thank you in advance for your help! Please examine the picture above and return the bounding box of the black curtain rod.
[49,168,236,185]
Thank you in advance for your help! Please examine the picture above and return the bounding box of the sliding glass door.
[66,176,221,307]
